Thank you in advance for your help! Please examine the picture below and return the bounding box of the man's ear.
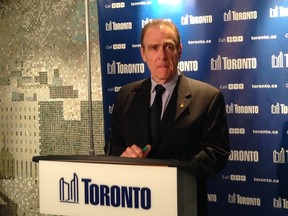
[140,47,147,62]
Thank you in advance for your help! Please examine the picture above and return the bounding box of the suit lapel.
[126,79,151,146]
[175,75,193,120]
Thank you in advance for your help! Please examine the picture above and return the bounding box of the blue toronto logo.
[59,173,79,203]
[59,173,152,209]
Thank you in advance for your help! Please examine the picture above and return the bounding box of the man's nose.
[158,46,167,59]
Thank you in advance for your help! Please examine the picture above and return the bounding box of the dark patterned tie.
[150,85,166,145]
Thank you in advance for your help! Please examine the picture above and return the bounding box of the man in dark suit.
[108,19,230,216]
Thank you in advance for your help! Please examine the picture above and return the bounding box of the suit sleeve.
[193,91,230,173]
[106,88,128,156]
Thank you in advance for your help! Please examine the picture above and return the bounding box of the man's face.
[140,24,182,84]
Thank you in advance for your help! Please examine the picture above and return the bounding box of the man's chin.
[154,73,174,82]
[156,68,170,74]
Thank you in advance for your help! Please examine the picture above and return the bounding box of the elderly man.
[108,19,230,216]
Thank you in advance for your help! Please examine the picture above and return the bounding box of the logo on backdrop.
[220,83,245,90]
[229,128,245,134]
[106,21,133,31]
[105,2,125,9]
[108,86,122,92]
[109,104,114,114]
[273,148,288,163]
[211,55,257,70]
[271,52,288,68]
[181,14,213,25]
[131,1,152,7]
[270,6,288,18]
[218,36,244,43]
[228,193,261,206]
[223,10,257,21]
[274,197,288,209]
[178,60,198,72]
[59,173,79,203]
[106,44,126,50]
[222,174,246,182]
[226,103,259,114]
[107,61,145,74]
[271,103,288,114]
[207,194,217,202]
[229,150,259,162]
[141,18,171,28]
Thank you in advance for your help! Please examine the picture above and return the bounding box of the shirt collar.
[150,71,180,94]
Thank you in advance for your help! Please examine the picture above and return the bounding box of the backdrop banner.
[97,0,288,215]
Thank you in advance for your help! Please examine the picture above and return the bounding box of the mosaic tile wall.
[0,0,104,215]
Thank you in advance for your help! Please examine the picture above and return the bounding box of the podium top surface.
[33,155,216,178]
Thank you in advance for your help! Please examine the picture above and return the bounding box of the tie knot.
[154,85,165,96]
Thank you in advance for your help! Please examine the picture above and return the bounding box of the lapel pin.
[180,103,185,108]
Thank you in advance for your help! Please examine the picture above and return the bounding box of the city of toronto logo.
[59,173,79,203]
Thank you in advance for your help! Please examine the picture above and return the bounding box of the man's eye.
[149,46,158,51]
[166,45,175,50]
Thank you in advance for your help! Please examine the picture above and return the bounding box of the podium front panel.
[39,160,178,216]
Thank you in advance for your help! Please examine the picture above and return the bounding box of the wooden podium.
[33,155,215,216]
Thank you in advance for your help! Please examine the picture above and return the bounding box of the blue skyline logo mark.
[59,173,79,203]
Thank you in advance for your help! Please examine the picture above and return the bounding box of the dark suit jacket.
[109,74,230,215]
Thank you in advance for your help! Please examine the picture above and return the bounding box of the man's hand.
[120,144,151,158]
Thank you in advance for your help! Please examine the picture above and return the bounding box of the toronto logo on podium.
[58,172,152,209]
[59,173,79,203]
